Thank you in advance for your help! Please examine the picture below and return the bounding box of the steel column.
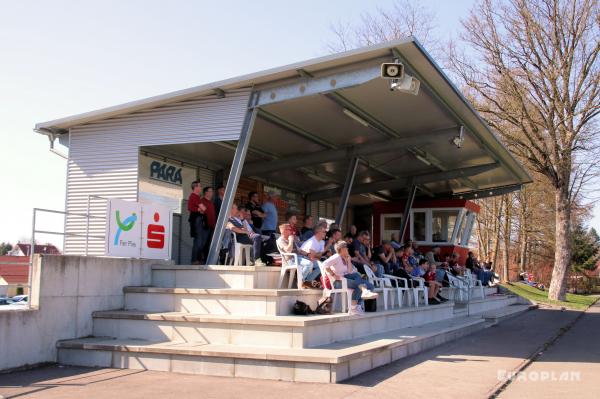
[398,184,417,243]
[335,157,359,225]
[206,103,259,265]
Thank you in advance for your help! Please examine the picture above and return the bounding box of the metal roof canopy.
[35,37,531,202]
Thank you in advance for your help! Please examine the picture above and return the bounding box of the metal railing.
[21,206,106,309]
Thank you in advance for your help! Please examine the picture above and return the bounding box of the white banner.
[105,199,171,259]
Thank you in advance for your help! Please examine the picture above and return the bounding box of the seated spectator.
[448,253,465,276]
[324,228,342,258]
[299,225,328,282]
[371,240,397,274]
[226,203,264,266]
[276,223,320,288]
[389,233,402,250]
[245,192,265,231]
[425,245,443,267]
[411,257,427,278]
[286,211,300,237]
[351,231,384,277]
[240,206,261,235]
[422,260,447,303]
[412,241,424,260]
[466,251,494,285]
[300,216,314,242]
[322,240,378,315]
[349,224,358,238]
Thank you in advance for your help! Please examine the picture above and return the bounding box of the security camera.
[390,74,420,95]
[381,62,405,79]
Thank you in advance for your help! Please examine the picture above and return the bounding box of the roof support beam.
[398,183,417,242]
[207,104,258,266]
[253,64,382,108]
[306,162,499,201]
[335,157,360,225]
[242,128,452,177]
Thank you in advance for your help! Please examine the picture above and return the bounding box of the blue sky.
[0,0,598,245]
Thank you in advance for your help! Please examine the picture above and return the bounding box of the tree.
[571,224,600,271]
[0,242,12,255]
[449,0,600,300]
[326,0,439,54]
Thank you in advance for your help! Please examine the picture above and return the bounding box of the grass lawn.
[501,282,598,310]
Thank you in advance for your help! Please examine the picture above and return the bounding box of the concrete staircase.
[57,265,532,383]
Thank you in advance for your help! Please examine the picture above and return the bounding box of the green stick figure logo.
[114,210,137,246]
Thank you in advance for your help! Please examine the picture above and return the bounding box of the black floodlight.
[380,62,404,79]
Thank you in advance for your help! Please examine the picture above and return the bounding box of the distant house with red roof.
[1,243,61,296]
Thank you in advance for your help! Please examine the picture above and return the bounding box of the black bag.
[315,297,333,314]
[363,298,377,312]
[292,300,313,315]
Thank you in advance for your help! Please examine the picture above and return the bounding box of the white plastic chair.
[447,273,468,302]
[382,274,410,308]
[317,261,352,313]
[230,232,252,266]
[410,276,429,307]
[363,265,393,310]
[277,249,304,289]
[465,269,485,299]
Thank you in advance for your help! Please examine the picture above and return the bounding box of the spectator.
[298,225,327,284]
[300,216,314,242]
[389,233,402,250]
[277,224,320,288]
[187,180,209,264]
[261,191,279,235]
[226,203,262,265]
[349,225,358,238]
[286,211,299,236]
[412,241,423,260]
[324,228,342,257]
[322,240,378,315]
[425,245,443,267]
[352,231,384,277]
[411,257,427,278]
[246,192,265,231]
[448,253,465,276]
[466,251,494,285]
[213,185,225,217]
[240,206,261,235]
[200,186,217,262]
[420,259,446,304]
[371,240,397,274]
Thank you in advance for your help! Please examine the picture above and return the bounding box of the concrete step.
[58,313,487,383]
[91,302,456,349]
[482,303,537,325]
[123,287,323,316]
[151,265,282,289]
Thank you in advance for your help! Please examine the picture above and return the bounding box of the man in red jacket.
[188,180,208,264]
[200,186,216,262]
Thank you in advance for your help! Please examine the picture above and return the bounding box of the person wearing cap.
[261,191,279,235]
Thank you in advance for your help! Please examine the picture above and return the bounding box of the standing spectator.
[261,191,279,235]
[187,180,208,264]
[200,187,217,262]
[213,185,225,217]
[246,192,265,230]
[300,216,314,242]
[349,225,358,238]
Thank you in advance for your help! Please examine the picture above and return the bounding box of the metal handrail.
[24,206,107,310]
